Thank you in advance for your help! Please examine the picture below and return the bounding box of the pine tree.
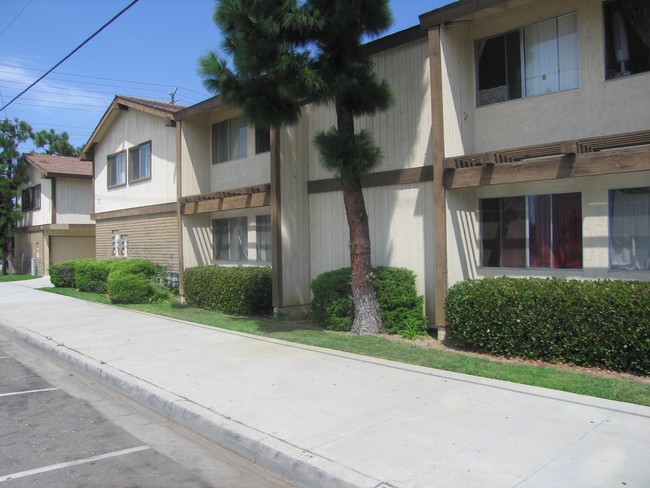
[33,128,81,156]
[200,0,393,334]
[0,119,32,275]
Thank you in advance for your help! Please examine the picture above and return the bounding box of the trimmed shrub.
[48,260,77,288]
[107,270,155,304]
[183,266,273,316]
[310,267,427,336]
[110,258,165,278]
[74,259,114,293]
[445,277,650,374]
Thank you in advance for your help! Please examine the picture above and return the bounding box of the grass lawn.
[0,274,39,282]
[41,287,650,407]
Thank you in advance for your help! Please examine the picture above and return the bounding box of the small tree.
[0,119,32,274]
[200,0,394,334]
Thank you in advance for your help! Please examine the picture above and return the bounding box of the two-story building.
[14,154,95,276]
[274,0,650,324]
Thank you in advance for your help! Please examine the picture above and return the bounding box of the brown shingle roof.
[115,95,186,115]
[25,154,92,178]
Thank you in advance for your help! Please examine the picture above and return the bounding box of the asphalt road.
[0,331,294,488]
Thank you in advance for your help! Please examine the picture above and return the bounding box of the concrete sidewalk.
[1,279,649,488]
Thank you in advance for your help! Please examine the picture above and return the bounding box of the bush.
[110,258,165,278]
[445,277,650,375]
[74,259,114,293]
[310,267,427,336]
[49,260,77,288]
[183,266,273,316]
[107,270,155,304]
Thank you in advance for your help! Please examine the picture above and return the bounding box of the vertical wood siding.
[18,166,51,227]
[96,212,178,271]
[94,109,177,213]
[55,178,93,224]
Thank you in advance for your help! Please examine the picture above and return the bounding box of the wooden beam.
[307,166,433,194]
[429,25,448,328]
[444,146,650,189]
[270,127,283,310]
[181,192,270,215]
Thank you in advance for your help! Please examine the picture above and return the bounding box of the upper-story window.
[128,141,151,183]
[476,12,579,106]
[212,117,247,164]
[255,127,271,154]
[603,0,650,80]
[108,151,126,188]
[21,185,41,212]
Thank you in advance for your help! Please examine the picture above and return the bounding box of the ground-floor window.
[256,215,272,262]
[480,192,582,269]
[213,217,248,261]
[609,187,650,270]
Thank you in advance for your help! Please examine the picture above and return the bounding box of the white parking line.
[0,388,58,398]
[0,446,151,483]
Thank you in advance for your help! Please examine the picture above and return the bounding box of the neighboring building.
[15,154,95,276]
[82,96,184,271]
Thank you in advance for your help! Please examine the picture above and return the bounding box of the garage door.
[50,236,95,265]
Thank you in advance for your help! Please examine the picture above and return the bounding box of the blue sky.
[0,0,452,150]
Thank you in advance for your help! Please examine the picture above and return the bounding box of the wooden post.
[429,25,448,331]
[270,126,283,310]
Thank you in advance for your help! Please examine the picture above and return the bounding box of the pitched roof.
[115,95,186,115]
[25,153,92,178]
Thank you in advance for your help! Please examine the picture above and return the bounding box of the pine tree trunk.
[336,100,383,335]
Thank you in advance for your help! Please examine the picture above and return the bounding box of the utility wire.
[0,0,141,113]
[0,0,33,39]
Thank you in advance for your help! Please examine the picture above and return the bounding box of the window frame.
[212,117,248,164]
[475,11,579,107]
[479,192,583,269]
[608,186,650,271]
[21,185,41,212]
[107,150,127,188]
[128,141,152,184]
[255,127,271,155]
[212,216,249,262]
[603,0,650,80]
[255,214,272,262]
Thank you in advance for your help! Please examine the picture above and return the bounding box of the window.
[480,192,582,268]
[603,0,650,79]
[212,117,247,164]
[476,12,579,106]
[609,187,650,270]
[256,215,272,262]
[213,217,248,261]
[21,185,41,212]
[128,142,151,183]
[108,151,126,187]
[255,127,271,154]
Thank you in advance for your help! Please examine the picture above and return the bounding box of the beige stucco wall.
[441,0,650,157]
[94,109,177,212]
[447,171,650,286]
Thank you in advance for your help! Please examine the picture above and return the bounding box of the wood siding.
[55,177,93,224]
[96,212,178,271]
[94,109,177,213]
[18,165,51,227]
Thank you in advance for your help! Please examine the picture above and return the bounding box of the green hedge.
[310,267,427,336]
[107,270,156,304]
[74,259,114,293]
[445,277,650,375]
[48,260,77,288]
[183,266,273,316]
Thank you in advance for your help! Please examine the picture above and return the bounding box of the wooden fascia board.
[419,0,507,29]
[91,202,177,221]
[444,146,650,189]
[174,95,223,121]
[182,192,270,215]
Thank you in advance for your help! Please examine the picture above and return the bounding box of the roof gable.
[25,154,91,178]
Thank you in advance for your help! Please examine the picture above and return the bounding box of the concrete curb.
[1,322,386,488]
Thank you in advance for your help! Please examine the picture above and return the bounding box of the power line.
[0,0,141,113]
[0,0,33,39]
